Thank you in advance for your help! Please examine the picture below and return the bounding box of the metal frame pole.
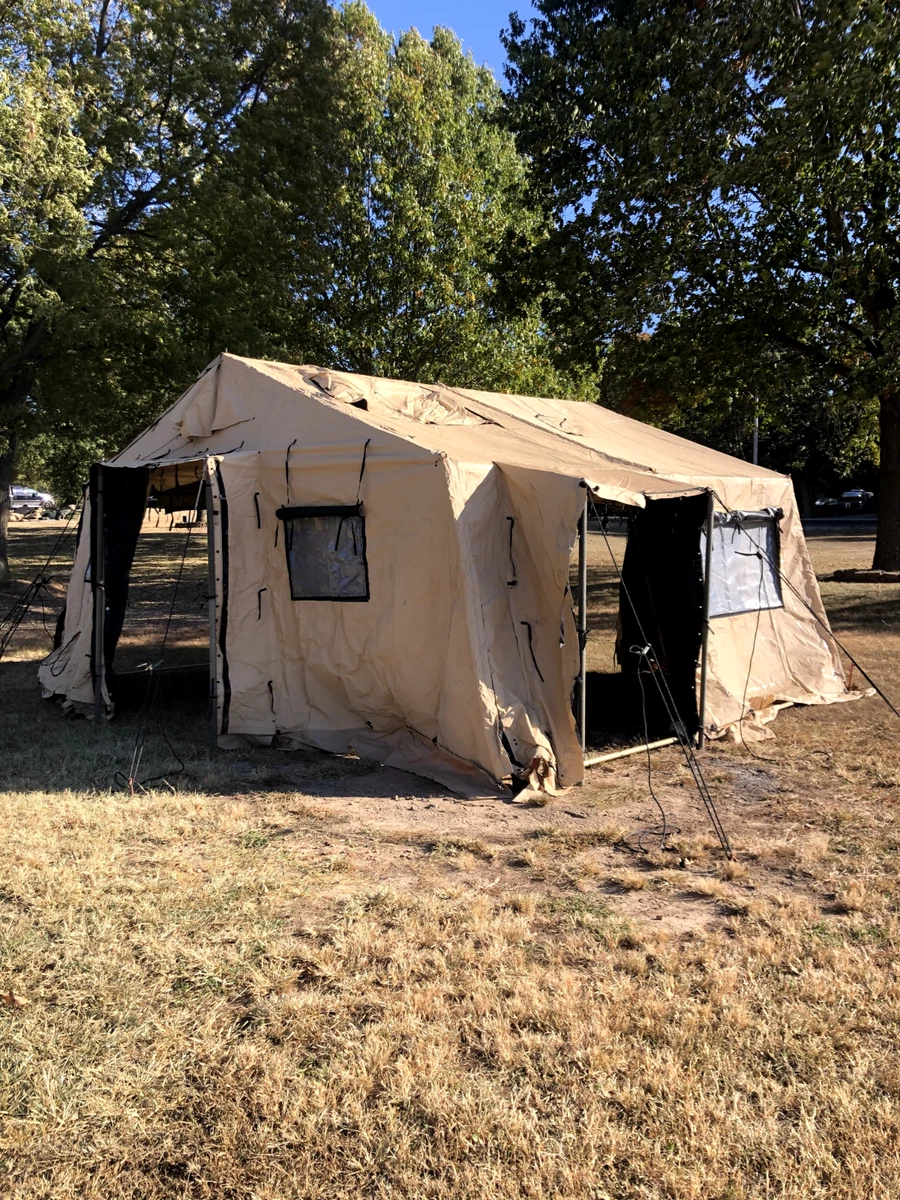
[206,478,218,754]
[577,492,588,752]
[585,736,677,767]
[697,488,715,748]
[92,466,106,723]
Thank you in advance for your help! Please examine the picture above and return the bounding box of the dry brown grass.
[2,521,900,1197]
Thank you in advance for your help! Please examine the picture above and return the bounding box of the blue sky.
[365,0,537,77]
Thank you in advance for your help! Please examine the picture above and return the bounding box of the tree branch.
[0,319,49,384]
[87,183,165,259]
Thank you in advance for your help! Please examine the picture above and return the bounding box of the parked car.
[814,496,841,511]
[840,489,874,511]
[10,485,54,509]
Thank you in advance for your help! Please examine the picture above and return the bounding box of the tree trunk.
[873,390,900,570]
[0,372,30,584]
[0,438,14,585]
[793,471,813,519]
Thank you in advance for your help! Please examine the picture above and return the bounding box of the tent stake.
[697,489,714,748]
[92,466,106,724]
[576,493,588,754]
[584,736,677,767]
[206,478,218,754]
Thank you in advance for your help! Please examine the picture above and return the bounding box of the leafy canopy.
[173,2,588,396]
[503,0,900,560]
[0,0,587,528]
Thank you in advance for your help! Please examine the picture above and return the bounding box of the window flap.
[702,510,783,619]
[277,503,361,520]
[277,504,368,601]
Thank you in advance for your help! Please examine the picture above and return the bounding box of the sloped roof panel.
[114,354,782,508]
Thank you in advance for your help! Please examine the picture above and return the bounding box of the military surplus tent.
[39,353,852,795]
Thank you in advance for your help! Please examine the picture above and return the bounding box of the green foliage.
[503,0,900,528]
[597,330,879,482]
[0,0,344,552]
[14,431,107,504]
[0,0,590,561]
[173,2,590,396]
[317,7,562,392]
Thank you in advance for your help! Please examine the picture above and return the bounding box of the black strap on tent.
[285,439,297,505]
[709,490,900,728]
[253,493,261,528]
[323,441,371,554]
[506,517,517,586]
[0,506,82,662]
[48,631,79,677]
[591,494,734,859]
[356,438,371,504]
[257,587,267,620]
[520,621,545,682]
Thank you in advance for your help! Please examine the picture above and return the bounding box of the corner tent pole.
[92,466,105,723]
[577,491,588,753]
[697,488,715,748]
[206,477,218,754]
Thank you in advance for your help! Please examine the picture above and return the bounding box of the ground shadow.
[1,656,447,799]
[822,592,900,633]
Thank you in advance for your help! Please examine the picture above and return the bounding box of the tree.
[503,0,900,567]
[313,6,570,391]
[0,0,340,581]
[176,3,590,396]
[1,2,590,579]
[596,328,879,510]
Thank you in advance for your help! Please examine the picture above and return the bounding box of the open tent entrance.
[573,492,710,761]
[91,461,212,721]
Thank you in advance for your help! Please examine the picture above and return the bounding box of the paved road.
[800,515,877,530]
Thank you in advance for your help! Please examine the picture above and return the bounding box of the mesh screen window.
[701,510,784,619]
[276,504,369,601]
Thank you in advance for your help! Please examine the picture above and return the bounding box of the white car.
[10,485,54,509]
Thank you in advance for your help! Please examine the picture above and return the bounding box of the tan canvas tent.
[39,353,854,796]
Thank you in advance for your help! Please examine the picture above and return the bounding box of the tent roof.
[115,354,787,508]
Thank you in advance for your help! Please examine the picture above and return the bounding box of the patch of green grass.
[240,829,271,849]
[541,894,611,919]
[808,920,889,947]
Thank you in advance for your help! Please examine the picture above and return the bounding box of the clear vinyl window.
[701,509,784,619]
[276,504,369,601]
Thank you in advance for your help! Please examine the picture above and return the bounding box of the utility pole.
[752,397,759,466]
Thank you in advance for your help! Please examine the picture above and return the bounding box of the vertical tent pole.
[206,477,218,754]
[697,488,715,748]
[577,491,588,752]
[92,466,106,723]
